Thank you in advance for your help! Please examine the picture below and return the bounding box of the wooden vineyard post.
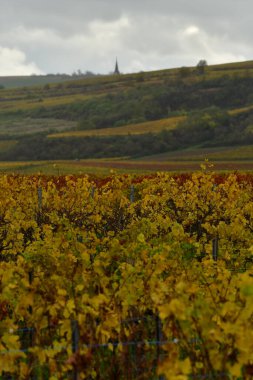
[211,184,218,262]
[71,320,79,380]
[38,187,42,211]
[26,186,42,377]
[212,237,218,262]
[156,315,163,379]
[28,269,36,379]
[130,185,134,203]
[90,186,95,199]
[37,186,43,225]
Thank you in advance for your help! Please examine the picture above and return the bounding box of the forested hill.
[0,60,253,160]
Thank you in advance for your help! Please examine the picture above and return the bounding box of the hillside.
[0,60,253,162]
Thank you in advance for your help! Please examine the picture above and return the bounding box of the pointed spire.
[114,58,120,75]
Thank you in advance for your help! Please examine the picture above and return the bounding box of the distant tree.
[72,69,96,77]
[72,70,79,77]
[196,60,208,75]
[85,71,96,77]
[0,84,5,90]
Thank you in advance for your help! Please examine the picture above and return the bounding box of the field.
[48,116,185,138]
[0,169,252,379]
[0,118,76,136]
[47,105,253,139]
[0,93,103,113]
[0,159,252,175]
[45,101,253,140]
[140,145,253,162]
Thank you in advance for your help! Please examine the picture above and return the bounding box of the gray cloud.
[0,0,252,75]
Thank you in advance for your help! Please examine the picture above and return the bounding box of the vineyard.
[0,167,252,379]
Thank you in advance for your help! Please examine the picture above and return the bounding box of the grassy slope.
[0,75,76,89]
[0,118,76,136]
[47,116,185,137]
[0,60,253,165]
[138,145,253,161]
[1,60,253,112]
[46,105,253,139]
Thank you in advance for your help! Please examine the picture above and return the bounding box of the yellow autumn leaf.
[108,343,114,352]
[137,233,145,243]
[2,334,20,349]
[229,362,242,377]
[58,288,67,296]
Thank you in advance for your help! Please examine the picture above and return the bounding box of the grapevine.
[0,168,252,379]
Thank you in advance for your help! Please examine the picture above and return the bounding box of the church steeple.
[114,58,120,75]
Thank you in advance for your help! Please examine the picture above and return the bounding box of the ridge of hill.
[1,59,253,89]
[0,60,253,162]
[0,73,100,89]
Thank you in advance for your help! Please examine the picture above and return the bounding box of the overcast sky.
[0,0,252,76]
